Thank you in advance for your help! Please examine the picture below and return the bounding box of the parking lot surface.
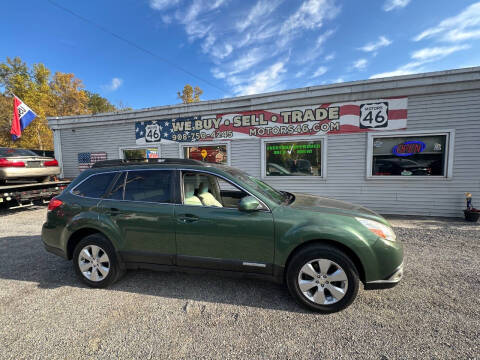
[0,207,479,359]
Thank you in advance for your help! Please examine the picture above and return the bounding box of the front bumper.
[0,166,60,179]
[364,262,404,290]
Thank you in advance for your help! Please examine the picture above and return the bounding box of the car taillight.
[0,158,26,167]
[48,198,63,211]
[44,159,59,167]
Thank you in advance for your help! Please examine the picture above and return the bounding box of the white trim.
[260,135,327,180]
[118,145,161,160]
[178,141,232,166]
[53,129,64,179]
[366,129,455,180]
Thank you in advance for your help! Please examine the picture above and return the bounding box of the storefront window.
[372,135,447,176]
[122,148,159,160]
[265,140,323,177]
[183,145,228,164]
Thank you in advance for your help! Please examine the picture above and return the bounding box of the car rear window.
[72,172,117,198]
[124,170,174,203]
[0,148,38,157]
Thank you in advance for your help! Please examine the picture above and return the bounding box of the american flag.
[78,152,107,171]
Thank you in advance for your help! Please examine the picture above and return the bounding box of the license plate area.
[27,161,42,168]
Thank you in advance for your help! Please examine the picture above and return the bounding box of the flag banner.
[135,97,408,144]
[11,96,37,140]
[78,152,107,171]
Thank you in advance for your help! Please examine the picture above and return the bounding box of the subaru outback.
[42,158,403,313]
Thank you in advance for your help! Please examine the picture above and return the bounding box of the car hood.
[289,192,387,224]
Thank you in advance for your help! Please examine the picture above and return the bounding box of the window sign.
[183,145,228,164]
[372,135,447,176]
[265,140,323,177]
[122,148,159,160]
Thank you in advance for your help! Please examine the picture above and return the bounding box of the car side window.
[72,172,117,198]
[182,172,247,209]
[124,170,174,203]
[105,172,126,200]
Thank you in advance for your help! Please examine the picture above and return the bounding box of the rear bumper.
[364,262,404,290]
[0,166,60,179]
[43,241,68,259]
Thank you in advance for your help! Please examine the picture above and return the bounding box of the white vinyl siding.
[52,72,480,217]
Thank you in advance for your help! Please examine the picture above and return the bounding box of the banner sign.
[135,97,407,144]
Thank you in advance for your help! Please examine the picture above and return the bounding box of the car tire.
[286,244,359,313]
[73,234,125,288]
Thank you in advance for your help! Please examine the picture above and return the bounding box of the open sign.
[393,141,426,157]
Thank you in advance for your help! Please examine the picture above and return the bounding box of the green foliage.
[85,91,117,114]
[177,84,203,104]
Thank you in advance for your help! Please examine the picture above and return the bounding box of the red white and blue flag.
[11,96,37,141]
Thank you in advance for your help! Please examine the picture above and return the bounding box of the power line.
[46,0,227,95]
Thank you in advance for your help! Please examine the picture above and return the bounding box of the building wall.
[56,87,480,218]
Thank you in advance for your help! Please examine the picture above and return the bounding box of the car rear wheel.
[286,244,359,313]
[73,234,124,288]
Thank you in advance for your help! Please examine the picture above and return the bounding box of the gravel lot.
[0,207,479,359]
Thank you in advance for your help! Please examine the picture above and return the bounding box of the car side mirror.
[238,196,261,212]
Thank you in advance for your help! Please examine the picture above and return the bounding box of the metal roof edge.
[48,66,480,129]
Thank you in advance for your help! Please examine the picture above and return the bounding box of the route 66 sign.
[359,102,388,129]
[145,124,161,142]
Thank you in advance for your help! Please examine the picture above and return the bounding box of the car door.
[174,170,275,274]
[97,169,177,265]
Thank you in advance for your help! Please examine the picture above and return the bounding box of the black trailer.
[0,180,71,209]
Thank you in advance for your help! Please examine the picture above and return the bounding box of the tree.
[0,56,127,150]
[85,90,117,114]
[177,84,203,103]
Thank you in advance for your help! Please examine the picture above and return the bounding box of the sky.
[1,0,480,109]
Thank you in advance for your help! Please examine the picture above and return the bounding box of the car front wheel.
[73,234,124,288]
[286,244,359,313]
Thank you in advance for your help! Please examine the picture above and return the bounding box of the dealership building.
[48,67,480,217]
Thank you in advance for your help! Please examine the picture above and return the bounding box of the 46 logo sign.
[145,124,161,142]
[359,102,388,129]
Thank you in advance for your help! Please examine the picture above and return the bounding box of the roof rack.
[91,158,205,168]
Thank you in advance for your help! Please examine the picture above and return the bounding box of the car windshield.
[0,148,38,157]
[223,167,286,205]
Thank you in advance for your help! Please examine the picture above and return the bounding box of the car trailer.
[0,180,71,209]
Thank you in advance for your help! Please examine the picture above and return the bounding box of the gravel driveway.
[0,207,479,359]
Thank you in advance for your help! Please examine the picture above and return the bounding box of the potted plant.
[464,193,480,222]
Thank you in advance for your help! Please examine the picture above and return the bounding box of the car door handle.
[177,214,199,224]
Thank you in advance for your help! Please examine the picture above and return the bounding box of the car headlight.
[355,217,396,241]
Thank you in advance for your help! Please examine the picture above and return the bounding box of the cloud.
[352,58,368,70]
[370,44,470,79]
[359,36,392,52]
[411,45,470,61]
[316,29,336,47]
[150,0,181,10]
[229,62,287,95]
[236,0,283,32]
[324,52,335,61]
[280,0,340,37]
[414,2,480,43]
[103,77,123,91]
[383,0,410,12]
[313,66,328,77]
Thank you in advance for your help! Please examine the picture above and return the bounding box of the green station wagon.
[42,158,403,313]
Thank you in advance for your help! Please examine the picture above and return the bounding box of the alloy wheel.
[297,258,348,305]
[78,245,110,282]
